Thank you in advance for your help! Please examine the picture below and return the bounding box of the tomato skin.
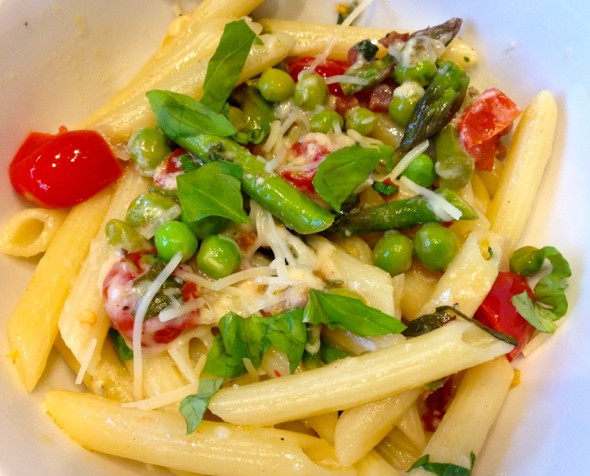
[9,129,123,208]
[285,56,349,96]
[458,88,521,171]
[474,271,535,360]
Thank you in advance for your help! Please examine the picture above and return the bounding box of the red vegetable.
[457,88,521,171]
[474,271,535,360]
[285,56,349,96]
[9,128,123,208]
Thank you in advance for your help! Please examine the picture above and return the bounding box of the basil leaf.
[108,328,133,361]
[176,161,249,224]
[147,90,236,139]
[320,341,349,364]
[303,289,406,335]
[203,309,307,378]
[509,245,571,332]
[179,377,223,433]
[409,452,475,475]
[312,145,387,212]
[201,19,258,113]
[402,309,455,337]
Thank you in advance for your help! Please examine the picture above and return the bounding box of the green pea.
[127,127,171,175]
[509,246,544,276]
[125,192,180,232]
[181,210,229,240]
[414,223,460,272]
[373,232,414,276]
[258,68,296,102]
[310,110,344,133]
[401,153,436,188]
[154,221,198,262]
[394,61,437,86]
[388,94,420,127]
[345,107,377,135]
[105,219,150,252]
[196,234,242,279]
[294,74,328,110]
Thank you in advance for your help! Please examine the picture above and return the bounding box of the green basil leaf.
[201,19,258,113]
[320,341,349,364]
[176,161,249,224]
[512,292,558,333]
[179,377,224,433]
[303,289,406,335]
[108,328,133,361]
[147,90,237,140]
[402,309,455,337]
[263,308,307,374]
[312,145,386,212]
[409,452,475,475]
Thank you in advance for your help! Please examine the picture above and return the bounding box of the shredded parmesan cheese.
[400,176,462,221]
[123,382,198,411]
[386,140,430,180]
[75,337,97,385]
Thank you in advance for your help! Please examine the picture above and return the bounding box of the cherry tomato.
[285,56,349,96]
[9,128,123,208]
[457,88,521,171]
[277,136,332,193]
[474,271,535,360]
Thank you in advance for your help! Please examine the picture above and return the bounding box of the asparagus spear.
[330,188,477,236]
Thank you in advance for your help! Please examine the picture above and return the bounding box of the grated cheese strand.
[386,140,430,181]
[400,176,462,221]
[75,337,97,385]
[132,251,183,401]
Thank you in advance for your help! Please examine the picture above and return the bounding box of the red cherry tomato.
[285,56,349,96]
[458,88,521,171]
[9,128,123,208]
[474,271,535,360]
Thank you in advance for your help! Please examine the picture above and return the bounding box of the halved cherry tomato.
[474,271,535,360]
[285,56,349,96]
[9,128,123,208]
[457,88,521,171]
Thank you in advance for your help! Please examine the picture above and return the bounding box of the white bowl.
[1,1,588,474]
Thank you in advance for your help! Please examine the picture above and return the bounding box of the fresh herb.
[410,452,476,475]
[147,90,237,139]
[176,161,249,225]
[312,145,391,212]
[372,180,398,196]
[320,341,350,364]
[352,39,379,61]
[200,19,258,113]
[509,246,571,333]
[179,377,224,433]
[304,289,406,335]
[108,328,133,361]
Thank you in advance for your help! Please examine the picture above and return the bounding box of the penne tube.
[487,90,558,258]
[7,187,113,391]
[208,320,513,426]
[416,230,502,318]
[45,390,356,476]
[334,389,422,466]
[356,450,401,476]
[411,357,514,473]
[0,207,67,257]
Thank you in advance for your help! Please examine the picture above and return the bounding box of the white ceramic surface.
[0,1,588,475]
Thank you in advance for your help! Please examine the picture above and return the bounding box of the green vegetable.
[372,180,398,196]
[181,210,228,240]
[125,191,181,238]
[105,218,150,251]
[108,328,133,361]
[310,109,344,133]
[388,93,421,128]
[401,153,436,187]
[510,246,571,333]
[373,232,414,276]
[345,106,378,135]
[196,234,242,280]
[340,54,396,96]
[176,161,249,225]
[200,19,258,113]
[258,68,295,102]
[414,223,460,271]
[303,289,406,335]
[351,39,379,61]
[396,61,469,158]
[179,378,224,433]
[127,127,171,176]
[409,452,476,476]
[319,341,349,364]
[402,309,455,337]
[434,124,474,189]
[294,73,328,110]
[394,61,437,86]
[330,188,476,235]
[154,221,198,262]
[147,90,237,138]
[204,308,307,378]
[230,86,275,144]
[312,144,390,212]
[175,134,335,234]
